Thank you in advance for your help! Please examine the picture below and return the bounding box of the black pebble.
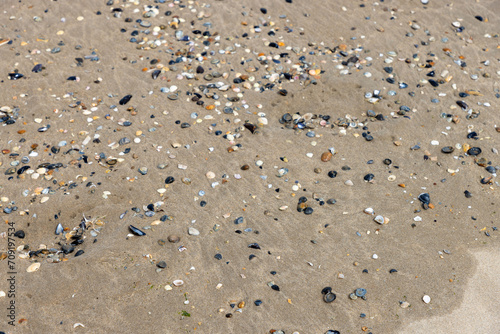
[165,176,175,184]
[364,173,375,182]
[260,8,267,14]
[254,300,262,306]
[328,170,337,178]
[200,200,207,207]
[214,253,222,260]
[464,190,472,198]
[304,207,313,215]
[14,230,25,238]
[271,284,280,291]
[156,261,167,268]
[62,245,75,254]
[389,269,398,273]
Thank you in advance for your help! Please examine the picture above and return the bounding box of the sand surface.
[403,249,500,334]
[0,0,499,333]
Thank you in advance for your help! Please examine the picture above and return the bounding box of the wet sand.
[403,249,500,333]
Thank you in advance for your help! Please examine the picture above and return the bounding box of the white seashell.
[364,208,374,215]
[27,263,41,273]
[173,280,184,287]
[206,171,215,179]
[423,295,431,303]
[73,323,85,328]
[374,215,385,224]
[388,175,396,181]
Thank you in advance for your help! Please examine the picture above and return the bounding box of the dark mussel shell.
[119,94,132,105]
[129,225,146,236]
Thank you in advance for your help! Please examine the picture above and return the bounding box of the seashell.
[173,280,184,287]
[467,147,481,156]
[129,225,146,236]
[441,146,454,154]
[27,263,41,273]
[364,208,374,215]
[55,223,63,235]
[119,95,132,105]
[374,215,385,224]
[418,193,430,204]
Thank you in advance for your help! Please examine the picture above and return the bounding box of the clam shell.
[27,263,41,272]
[374,215,385,224]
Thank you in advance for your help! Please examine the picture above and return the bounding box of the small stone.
[14,230,25,238]
[188,227,200,236]
[168,235,180,243]
[156,261,167,269]
[423,295,431,304]
[345,180,354,186]
[321,152,333,162]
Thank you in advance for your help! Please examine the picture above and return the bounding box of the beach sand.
[0,0,499,333]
